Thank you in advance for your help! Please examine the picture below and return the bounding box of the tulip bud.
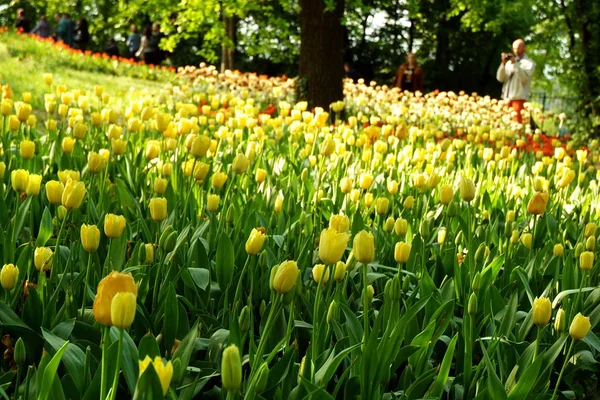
[403,196,414,210]
[14,337,25,367]
[149,198,168,222]
[575,242,585,258]
[455,230,464,247]
[104,214,127,239]
[20,140,35,159]
[532,297,552,326]
[468,292,478,315]
[569,313,591,340]
[259,300,267,318]
[0,264,19,291]
[340,177,353,193]
[521,233,532,249]
[376,198,389,215]
[110,292,137,329]
[362,285,375,304]
[211,172,228,189]
[447,200,458,217]
[394,242,411,264]
[254,361,270,394]
[81,224,100,253]
[271,261,299,294]
[34,247,53,272]
[144,244,155,264]
[394,218,408,236]
[154,177,168,195]
[333,261,347,281]
[221,344,242,393]
[554,308,566,333]
[459,176,475,202]
[402,274,411,292]
[319,228,350,266]
[586,236,596,251]
[506,210,516,223]
[585,223,597,238]
[439,184,453,205]
[238,306,250,332]
[580,251,594,271]
[11,169,29,193]
[327,300,337,325]
[353,230,375,264]
[383,217,395,233]
[232,154,250,174]
[472,271,481,292]
[553,243,564,257]
[384,274,402,301]
[475,243,487,263]
[207,194,220,212]
[419,219,430,239]
[62,179,86,210]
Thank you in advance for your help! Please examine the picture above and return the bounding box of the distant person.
[15,8,30,32]
[105,39,120,57]
[393,53,424,92]
[496,38,535,123]
[31,16,52,38]
[126,24,141,60]
[74,18,90,50]
[148,23,163,64]
[344,61,361,82]
[56,13,74,46]
[136,27,153,63]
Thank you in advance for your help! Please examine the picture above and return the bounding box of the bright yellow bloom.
[1,264,19,291]
[212,172,228,189]
[138,356,173,395]
[580,251,594,270]
[93,271,137,326]
[104,214,127,238]
[34,247,53,272]
[527,192,549,215]
[353,230,375,264]
[333,261,347,280]
[87,151,106,174]
[81,224,100,253]
[62,137,76,154]
[439,184,453,205]
[232,154,250,174]
[62,179,86,210]
[221,345,242,393]
[394,242,412,264]
[150,198,168,222]
[255,168,267,183]
[25,174,42,196]
[272,261,299,294]
[46,181,64,205]
[569,313,591,340]
[312,264,330,285]
[20,140,35,159]
[154,177,168,195]
[553,244,564,257]
[245,228,267,255]
[11,169,29,193]
[207,194,220,211]
[319,228,350,265]
[459,176,475,202]
[532,297,552,326]
[376,198,389,215]
[110,292,137,329]
[329,214,350,233]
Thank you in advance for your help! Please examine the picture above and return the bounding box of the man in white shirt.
[496,39,535,123]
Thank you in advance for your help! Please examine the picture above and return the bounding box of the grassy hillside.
[0,30,173,104]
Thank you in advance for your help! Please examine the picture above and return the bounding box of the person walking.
[15,8,30,32]
[31,15,52,38]
[496,38,535,123]
[56,13,75,47]
[392,53,424,92]
[74,18,90,50]
[126,24,141,60]
[136,27,153,63]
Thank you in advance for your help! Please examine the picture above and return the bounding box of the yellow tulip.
[340,177,353,193]
[0,264,19,291]
[553,244,564,257]
[459,176,475,202]
[87,152,106,174]
[25,174,42,196]
[232,154,250,174]
[62,179,86,210]
[11,169,29,193]
[104,214,127,239]
[190,135,210,158]
[211,172,228,189]
[439,184,453,205]
[312,264,330,285]
[359,173,373,190]
[93,271,137,326]
[207,194,220,212]
[139,356,173,395]
[532,297,552,326]
[245,228,267,255]
[403,195,415,210]
[221,345,242,393]
[527,192,549,215]
[154,177,168,195]
[333,261,347,281]
[394,218,408,236]
[580,251,594,270]
[255,168,267,183]
[271,261,299,294]
[20,140,35,159]
[57,170,80,185]
[46,181,64,205]
[329,214,350,233]
[521,233,532,249]
[394,242,412,264]
[353,230,375,264]
[145,244,155,264]
[8,115,20,131]
[111,138,126,155]
[319,228,350,265]
[150,198,168,222]
[569,313,591,340]
[81,224,100,253]
[145,140,161,160]
[34,247,53,272]
[62,137,76,154]
[110,292,137,329]
[376,198,389,215]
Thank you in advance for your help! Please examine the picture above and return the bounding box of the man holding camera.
[496,39,535,123]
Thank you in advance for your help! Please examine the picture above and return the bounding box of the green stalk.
[362,262,369,339]
[100,326,111,400]
[250,294,281,378]
[80,254,93,317]
[551,338,575,400]
[109,329,125,400]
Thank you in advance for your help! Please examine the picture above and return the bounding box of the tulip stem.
[362,262,369,340]
[100,327,111,400]
[109,329,124,400]
[533,326,541,361]
[80,254,93,318]
[551,338,575,400]
[250,294,281,380]
[232,256,251,317]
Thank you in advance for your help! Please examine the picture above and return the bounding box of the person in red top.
[392,53,424,92]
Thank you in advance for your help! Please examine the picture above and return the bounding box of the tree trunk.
[221,15,237,72]
[299,0,345,109]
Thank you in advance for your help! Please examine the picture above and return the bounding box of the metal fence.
[529,92,578,113]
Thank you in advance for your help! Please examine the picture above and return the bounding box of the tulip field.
[1,30,600,400]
